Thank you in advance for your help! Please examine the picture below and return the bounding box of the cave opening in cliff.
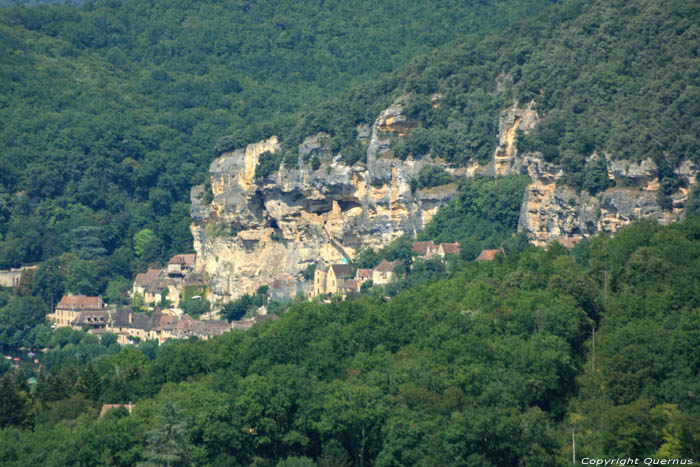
[337,199,362,212]
[306,199,332,214]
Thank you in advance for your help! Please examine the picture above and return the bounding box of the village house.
[107,307,135,345]
[439,242,461,256]
[355,268,372,284]
[554,236,582,249]
[101,307,231,344]
[51,294,107,328]
[476,248,505,261]
[231,313,278,331]
[131,269,167,305]
[50,293,231,344]
[372,259,403,285]
[130,254,200,309]
[166,253,196,277]
[412,241,440,259]
[314,263,353,296]
[412,241,461,259]
[340,279,360,295]
[71,309,110,332]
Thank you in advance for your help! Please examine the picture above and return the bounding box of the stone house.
[328,264,353,294]
[412,241,440,259]
[52,295,106,328]
[0,266,36,288]
[71,310,110,331]
[313,263,354,296]
[313,268,327,297]
[340,279,360,295]
[132,269,180,307]
[355,268,373,285]
[372,259,403,285]
[412,240,461,259]
[166,254,196,277]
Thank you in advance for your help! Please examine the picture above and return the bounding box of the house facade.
[313,263,353,296]
[372,259,403,285]
[52,295,106,328]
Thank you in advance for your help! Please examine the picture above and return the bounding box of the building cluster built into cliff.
[306,240,463,300]
[131,253,206,309]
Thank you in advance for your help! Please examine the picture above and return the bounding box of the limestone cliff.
[516,154,697,246]
[192,96,699,301]
[191,97,455,302]
[489,105,699,246]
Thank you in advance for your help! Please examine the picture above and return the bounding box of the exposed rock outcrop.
[191,98,455,302]
[514,152,695,246]
[191,97,699,301]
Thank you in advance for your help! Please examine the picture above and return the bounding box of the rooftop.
[56,294,104,310]
[412,241,437,256]
[330,264,353,278]
[375,259,403,273]
[168,254,196,267]
[476,249,504,261]
[440,243,461,255]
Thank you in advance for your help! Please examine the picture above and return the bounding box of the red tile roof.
[440,243,461,255]
[412,241,437,256]
[555,236,582,249]
[375,259,403,273]
[56,294,104,310]
[356,268,372,279]
[168,254,196,267]
[476,249,504,261]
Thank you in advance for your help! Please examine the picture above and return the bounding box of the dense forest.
[2,0,698,282]
[1,217,699,464]
[0,0,555,274]
[1,0,700,463]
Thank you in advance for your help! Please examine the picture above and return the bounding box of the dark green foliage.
[686,187,700,218]
[311,154,321,171]
[141,402,194,467]
[353,248,382,269]
[0,0,554,278]
[70,226,106,260]
[222,288,271,322]
[582,156,614,195]
[0,296,47,347]
[255,151,284,180]
[410,165,458,192]
[1,217,700,462]
[300,263,316,282]
[420,175,531,260]
[0,371,32,429]
[180,298,211,319]
[0,0,699,463]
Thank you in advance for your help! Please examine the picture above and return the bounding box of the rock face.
[480,103,699,247]
[192,97,699,301]
[515,151,696,246]
[191,98,454,302]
